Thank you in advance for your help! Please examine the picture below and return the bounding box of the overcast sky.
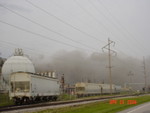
[0,0,150,59]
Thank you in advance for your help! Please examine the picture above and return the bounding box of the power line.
[88,0,143,56]
[0,41,73,63]
[0,41,56,60]
[97,0,147,53]
[0,4,98,51]
[50,0,108,39]
[74,0,112,36]
[25,0,105,43]
[74,0,132,46]
[0,20,96,52]
[74,0,140,56]
[0,40,43,55]
[88,0,122,32]
[75,0,146,57]
[88,0,129,40]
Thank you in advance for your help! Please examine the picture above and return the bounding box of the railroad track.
[0,94,142,112]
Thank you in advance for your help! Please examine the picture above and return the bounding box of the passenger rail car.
[9,72,60,104]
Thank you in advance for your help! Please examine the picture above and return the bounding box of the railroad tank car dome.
[1,56,35,82]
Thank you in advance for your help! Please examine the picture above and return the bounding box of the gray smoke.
[31,50,150,89]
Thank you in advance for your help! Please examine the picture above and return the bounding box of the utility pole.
[102,38,117,94]
[60,74,65,94]
[127,71,134,92]
[128,71,134,83]
[142,56,147,92]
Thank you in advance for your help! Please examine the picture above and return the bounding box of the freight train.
[3,52,123,105]
[75,82,122,97]
[9,72,123,104]
[9,72,60,104]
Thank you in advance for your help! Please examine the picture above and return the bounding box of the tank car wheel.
[52,96,57,101]
[14,98,22,105]
[48,96,52,101]
[23,97,30,104]
[54,96,58,101]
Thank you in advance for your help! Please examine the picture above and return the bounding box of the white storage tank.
[1,55,35,88]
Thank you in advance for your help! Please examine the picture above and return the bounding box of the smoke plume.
[31,50,150,90]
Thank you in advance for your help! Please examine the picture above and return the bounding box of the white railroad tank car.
[75,82,121,97]
[9,72,60,104]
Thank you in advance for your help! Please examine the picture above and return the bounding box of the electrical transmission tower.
[102,38,117,94]
[142,56,147,92]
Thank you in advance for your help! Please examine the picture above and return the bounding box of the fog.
[31,50,150,89]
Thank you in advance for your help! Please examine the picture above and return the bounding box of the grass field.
[0,93,129,107]
[32,95,150,113]
[58,92,133,101]
[58,94,77,101]
[0,93,13,107]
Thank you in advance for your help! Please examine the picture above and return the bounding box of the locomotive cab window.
[11,81,30,93]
